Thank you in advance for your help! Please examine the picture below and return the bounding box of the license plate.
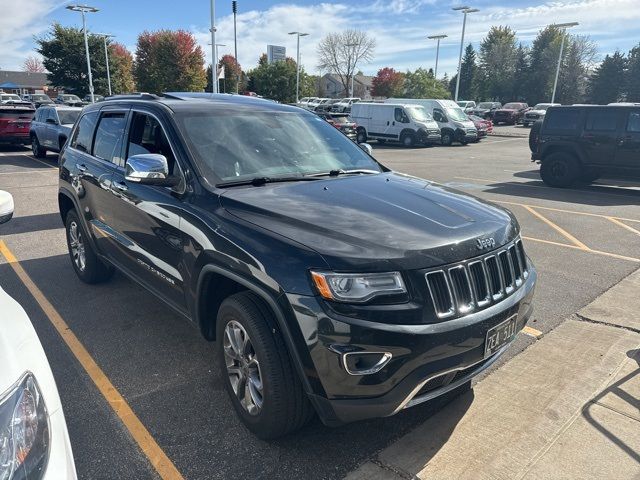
[484,314,518,357]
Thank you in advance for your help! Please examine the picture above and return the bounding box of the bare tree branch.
[23,56,46,73]
[317,29,375,94]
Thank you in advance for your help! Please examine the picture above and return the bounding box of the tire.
[401,132,416,147]
[216,291,314,439]
[356,128,367,144]
[441,131,453,146]
[64,210,113,284]
[31,135,46,158]
[540,152,580,188]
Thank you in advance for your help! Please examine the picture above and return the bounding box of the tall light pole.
[66,4,99,103]
[210,0,218,93]
[345,43,358,97]
[427,34,448,81]
[95,33,114,96]
[288,31,309,103]
[452,6,479,102]
[551,22,579,104]
[232,0,239,93]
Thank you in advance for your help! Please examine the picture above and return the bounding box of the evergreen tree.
[555,36,596,105]
[511,44,529,101]
[587,51,627,104]
[457,44,477,100]
[526,26,564,104]
[477,26,518,102]
[625,44,640,102]
[247,56,314,102]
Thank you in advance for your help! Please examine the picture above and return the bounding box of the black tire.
[540,152,580,188]
[441,131,453,146]
[64,210,113,284]
[216,291,314,439]
[356,128,367,144]
[31,135,46,158]
[400,131,416,147]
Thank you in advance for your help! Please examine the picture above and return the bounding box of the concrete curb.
[345,268,640,480]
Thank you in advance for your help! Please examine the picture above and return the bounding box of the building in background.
[0,71,56,97]
[320,73,374,99]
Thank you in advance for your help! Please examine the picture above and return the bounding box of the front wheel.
[65,210,113,283]
[356,128,367,144]
[216,292,314,439]
[441,131,453,146]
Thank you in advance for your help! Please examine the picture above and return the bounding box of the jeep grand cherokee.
[58,92,536,439]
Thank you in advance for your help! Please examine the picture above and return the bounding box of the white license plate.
[484,314,518,357]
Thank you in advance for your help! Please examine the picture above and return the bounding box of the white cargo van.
[350,103,441,147]
[386,98,477,145]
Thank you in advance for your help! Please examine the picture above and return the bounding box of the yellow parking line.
[522,326,543,338]
[522,205,589,250]
[606,217,640,236]
[497,200,640,224]
[0,240,184,480]
[522,236,640,263]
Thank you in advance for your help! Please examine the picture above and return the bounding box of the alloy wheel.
[68,221,86,271]
[223,320,264,415]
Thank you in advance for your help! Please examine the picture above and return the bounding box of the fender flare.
[195,264,315,395]
[57,187,100,252]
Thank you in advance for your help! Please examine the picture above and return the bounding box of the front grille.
[525,113,539,119]
[425,238,528,319]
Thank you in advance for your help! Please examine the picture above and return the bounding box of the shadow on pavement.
[0,212,62,235]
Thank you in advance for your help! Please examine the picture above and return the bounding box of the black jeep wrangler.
[58,93,536,439]
[530,104,640,187]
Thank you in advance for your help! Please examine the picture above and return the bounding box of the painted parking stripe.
[0,240,185,480]
[522,326,543,338]
[522,205,589,250]
[606,217,640,236]
[497,201,640,224]
[522,236,640,263]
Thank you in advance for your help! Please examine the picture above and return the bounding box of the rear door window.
[626,111,640,132]
[585,110,618,131]
[544,109,580,132]
[93,112,127,165]
[70,111,99,153]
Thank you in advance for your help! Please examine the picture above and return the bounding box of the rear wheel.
[540,152,579,187]
[31,135,46,158]
[64,210,113,283]
[216,291,314,439]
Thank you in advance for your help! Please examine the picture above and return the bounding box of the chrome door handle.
[75,163,87,172]
[112,182,128,192]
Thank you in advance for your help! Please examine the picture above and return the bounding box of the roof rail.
[104,92,161,100]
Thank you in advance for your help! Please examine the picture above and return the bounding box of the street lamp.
[209,0,218,93]
[427,34,448,81]
[551,22,579,104]
[452,6,479,102]
[232,0,239,93]
[345,43,358,97]
[95,33,114,96]
[288,31,309,103]
[66,4,99,103]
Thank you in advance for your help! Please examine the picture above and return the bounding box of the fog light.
[329,346,392,375]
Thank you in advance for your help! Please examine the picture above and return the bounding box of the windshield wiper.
[216,175,320,188]
[309,169,380,177]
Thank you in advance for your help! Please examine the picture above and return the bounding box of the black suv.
[530,105,640,187]
[58,93,536,439]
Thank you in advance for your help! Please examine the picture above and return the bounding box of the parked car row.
[298,97,361,113]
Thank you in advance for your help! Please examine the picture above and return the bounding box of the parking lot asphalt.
[0,137,638,480]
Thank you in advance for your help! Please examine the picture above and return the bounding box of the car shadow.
[0,253,475,480]
[0,212,62,235]
[0,147,58,169]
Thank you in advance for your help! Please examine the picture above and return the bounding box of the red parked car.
[492,102,529,125]
[0,105,35,146]
[468,114,493,141]
[316,112,358,141]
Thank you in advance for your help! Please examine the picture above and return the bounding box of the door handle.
[392,121,396,126]
[112,181,128,192]
[75,163,87,172]
[386,121,390,126]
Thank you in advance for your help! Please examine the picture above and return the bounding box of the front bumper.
[288,262,536,426]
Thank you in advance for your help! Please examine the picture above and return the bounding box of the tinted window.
[70,111,98,153]
[93,112,127,164]
[394,108,408,123]
[544,109,580,131]
[58,110,80,125]
[126,112,176,173]
[585,110,618,131]
[626,112,640,132]
[47,109,58,123]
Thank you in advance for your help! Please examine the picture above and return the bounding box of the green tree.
[587,51,627,104]
[457,44,478,100]
[36,23,116,96]
[247,55,314,102]
[402,68,450,99]
[555,36,597,105]
[134,30,206,94]
[477,26,518,102]
[511,44,529,101]
[371,67,404,97]
[109,43,135,94]
[625,44,640,101]
[525,26,564,104]
[206,54,244,93]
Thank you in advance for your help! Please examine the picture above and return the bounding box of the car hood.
[221,172,519,271]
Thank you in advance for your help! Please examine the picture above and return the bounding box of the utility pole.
[427,34,448,83]
[551,22,579,103]
[96,33,114,95]
[232,1,239,93]
[288,31,309,102]
[210,0,217,93]
[452,6,479,102]
[66,4,99,103]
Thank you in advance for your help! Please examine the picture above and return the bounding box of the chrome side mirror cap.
[359,142,373,156]
[125,154,177,186]
[0,191,14,225]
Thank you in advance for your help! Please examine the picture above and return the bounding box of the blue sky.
[2,0,639,77]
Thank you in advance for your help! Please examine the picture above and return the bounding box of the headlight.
[0,373,50,480]
[310,271,406,303]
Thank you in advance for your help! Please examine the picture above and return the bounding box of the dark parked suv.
[58,93,536,439]
[530,105,640,187]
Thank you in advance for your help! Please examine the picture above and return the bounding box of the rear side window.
[585,110,618,131]
[626,112,640,132]
[93,112,127,165]
[544,109,580,132]
[70,111,98,153]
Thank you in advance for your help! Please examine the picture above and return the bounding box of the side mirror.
[125,154,178,186]
[0,191,14,225]
[359,143,373,156]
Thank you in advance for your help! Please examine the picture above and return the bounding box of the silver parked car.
[522,103,560,127]
[29,106,82,157]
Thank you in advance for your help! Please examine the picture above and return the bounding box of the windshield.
[532,104,551,111]
[176,110,381,184]
[63,95,81,102]
[32,95,50,101]
[406,106,432,122]
[445,107,468,122]
[503,103,523,109]
[477,102,495,109]
[2,95,21,101]
[58,110,80,125]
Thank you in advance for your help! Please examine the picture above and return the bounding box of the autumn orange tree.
[371,67,404,98]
